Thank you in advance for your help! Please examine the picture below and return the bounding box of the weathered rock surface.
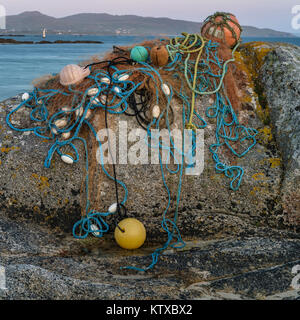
[0,215,299,300]
[0,87,288,237]
[259,44,300,227]
[0,41,299,300]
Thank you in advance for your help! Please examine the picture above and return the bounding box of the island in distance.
[0,11,297,38]
[0,38,104,44]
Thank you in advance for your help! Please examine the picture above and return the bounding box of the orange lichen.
[33,206,40,213]
[259,157,282,169]
[31,174,50,191]
[0,146,20,153]
[252,173,266,181]
[268,158,281,168]
[258,127,273,144]
[235,44,272,124]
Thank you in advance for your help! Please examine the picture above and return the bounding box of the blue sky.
[1,0,300,33]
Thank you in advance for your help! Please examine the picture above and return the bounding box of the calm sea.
[0,35,299,100]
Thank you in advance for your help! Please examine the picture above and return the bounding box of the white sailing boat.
[42,28,47,38]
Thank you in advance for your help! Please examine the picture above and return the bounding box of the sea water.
[0,35,299,100]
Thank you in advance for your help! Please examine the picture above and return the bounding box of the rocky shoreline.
[0,41,299,300]
[0,38,104,44]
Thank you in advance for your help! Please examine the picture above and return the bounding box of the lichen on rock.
[0,40,299,300]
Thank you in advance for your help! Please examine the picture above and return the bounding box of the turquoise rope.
[6,38,258,270]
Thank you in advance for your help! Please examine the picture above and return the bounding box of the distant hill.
[0,11,296,38]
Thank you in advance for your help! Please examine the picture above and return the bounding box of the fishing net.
[6,25,258,271]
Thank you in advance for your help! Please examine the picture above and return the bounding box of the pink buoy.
[59,64,90,86]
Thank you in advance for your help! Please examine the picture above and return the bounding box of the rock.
[259,44,300,228]
[0,96,84,232]
[0,215,299,299]
[0,42,299,237]
[235,42,300,230]
[0,38,34,44]
[0,91,285,238]
[0,39,103,45]
[0,41,299,299]
[53,40,103,44]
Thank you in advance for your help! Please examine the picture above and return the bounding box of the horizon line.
[4,10,300,35]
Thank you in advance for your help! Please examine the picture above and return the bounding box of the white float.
[61,155,74,165]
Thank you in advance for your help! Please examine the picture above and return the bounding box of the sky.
[1,0,300,33]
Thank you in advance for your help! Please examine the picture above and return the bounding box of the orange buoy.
[201,12,242,48]
[150,45,169,67]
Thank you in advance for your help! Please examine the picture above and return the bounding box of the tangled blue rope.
[6,37,258,272]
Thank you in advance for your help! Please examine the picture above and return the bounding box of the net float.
[100,95,107,105]
[62,132,71,140]
[152,105,160,118]
[150,46,169,67]
[59,64,90,86]
[51,128,58,135]
[91,97,100,105]
[22,92,30,101]
[114,218,146,250]
[118,74,130,82]
[91,96,107,105]
[54,119,67,129]
[130,46,149,63]
[108,203,118,214]
[62,107,71,112]
[114,87,121,94]
[201,12,242,48]
[87,88,99,96]
[75,107,84,117]
[101,77,111,84]
[84,109,92,120]
[162,83,171,96]
[90,224,101,237]
[61,154,74,165]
